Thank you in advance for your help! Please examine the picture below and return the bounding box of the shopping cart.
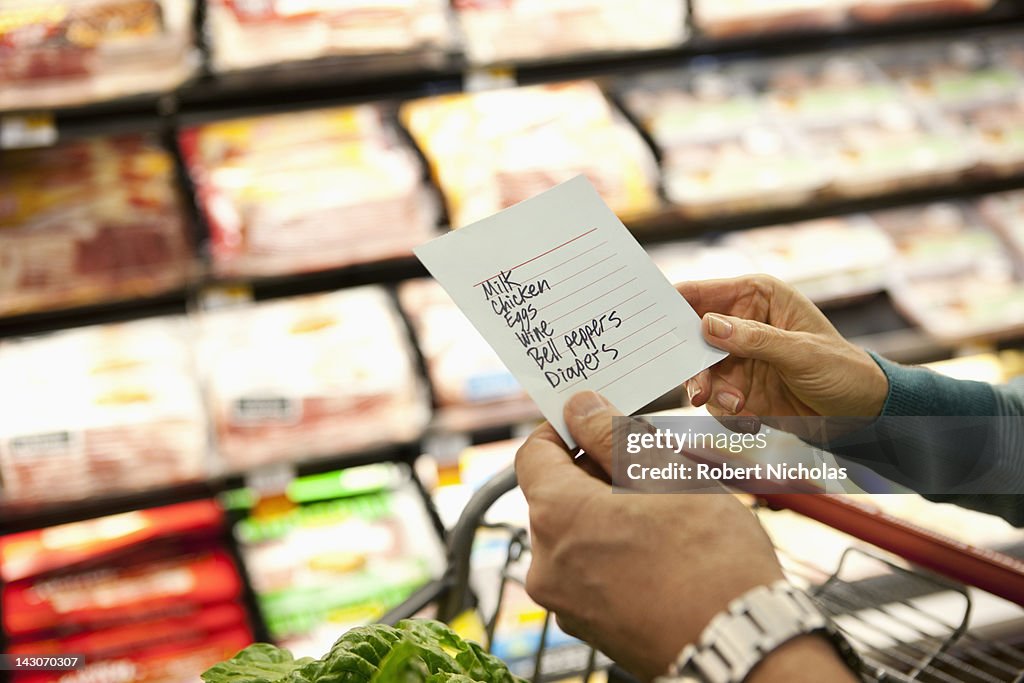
[381,465,1024,683]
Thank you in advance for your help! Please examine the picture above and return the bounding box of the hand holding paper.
[414,176,727,446]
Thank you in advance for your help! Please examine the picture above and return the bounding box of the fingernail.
[568,391,608,418]
[686,381,700,401]
[737,417,760,434]
[717,392,741,414]
[706,314,733,339]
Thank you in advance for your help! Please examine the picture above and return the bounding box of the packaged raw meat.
[849,0,994,24]
[226,463,444,657]
[659,124,824,217]
[943,97,1024,176]
[979,190,1024,265]
[802,102,976,197]
[720,216,896,303]
[0,0,196,111]
[0,134,194,317]
[872,40,1021,108]
[181,105,439,279]
[875,202,1024,341]
[648,241,759,285]
[691,0,848,38]
[617,67,763,145]
[0,316,208,505]
[206,0,451,72]
[400,82,661,228]
[872,202,1009,278]
[398,279,522,406]
[198,287,430,469]
[751,53,901,124]
[453,0,686,66]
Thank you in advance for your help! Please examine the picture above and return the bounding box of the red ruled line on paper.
[549,278,639,323]
[597,338,686,393]
[473,228,598,287]
[557,327,678,394]
[526,240,609,282]
[541,267,629,312]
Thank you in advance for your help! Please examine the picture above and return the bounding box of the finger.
[676,277,753,317]
[515,422,605,498]
[685,369,711,407]
[706,403,762,434]
[707,375,747,415]
[563,390,622,474]
[574,452,613,484]
[702,313,805,370]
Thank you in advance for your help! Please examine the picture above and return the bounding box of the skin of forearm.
[746,635,860,683]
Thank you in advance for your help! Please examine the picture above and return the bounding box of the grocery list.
[414,176,727,447]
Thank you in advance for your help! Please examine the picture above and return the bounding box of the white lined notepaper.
[415,176,726,446]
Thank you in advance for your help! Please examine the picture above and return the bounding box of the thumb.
[702,313,803,369]
[563,390,622,474]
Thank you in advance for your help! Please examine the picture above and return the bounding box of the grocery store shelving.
[7,167,1024,345]
[6,1,1024,537]
[0,441,420,535]
[10,0,1024,133]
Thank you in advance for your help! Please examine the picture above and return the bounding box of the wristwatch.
[655,580,874,683]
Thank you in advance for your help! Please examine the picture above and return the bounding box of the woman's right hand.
[678,275,889,424]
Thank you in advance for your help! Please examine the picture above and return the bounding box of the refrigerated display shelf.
[6,168,1024,344]
[7,1,1024,136]
[0,441,420,535]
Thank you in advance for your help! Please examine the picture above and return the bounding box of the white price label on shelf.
[245,462,298,496]
[198,284,255,310]
[464,66,517,92]
[1,113,57,149]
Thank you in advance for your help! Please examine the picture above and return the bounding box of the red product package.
[13,624,253,683]
[0,500,224,583]
[7,602,249,659]
[3,550,243,637]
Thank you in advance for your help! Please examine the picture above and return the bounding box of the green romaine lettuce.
[201,620,525,683]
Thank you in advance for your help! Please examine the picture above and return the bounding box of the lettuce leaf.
[202,643,314,683]
[203,620,524,683]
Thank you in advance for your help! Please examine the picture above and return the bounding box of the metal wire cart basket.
[382,466,1024,683]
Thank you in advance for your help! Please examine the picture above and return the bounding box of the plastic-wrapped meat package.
[874,202,1024,341]
[198,287,430,469]
[979,190,1024,265]
[0,0,196,110]
[228,464,444,658]
[0,317,208,505]
[659,124,824,217]
[691,0,848,38]
[648,241,759,285]
[181,105,439,278]
[803,102,976,198]
[454,0,686,66]
[849,0,994,24]
[720,216,896,304]
[872,40,1021,109]
[206,0,451,72]
[398,279,521,406]
[754,54,902,125]
[618,68,763,146]
[943,97,1024,176]
[0,135,193,317]
[400,82,660,228]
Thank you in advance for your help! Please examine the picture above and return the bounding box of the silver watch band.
[655,580,863,683]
